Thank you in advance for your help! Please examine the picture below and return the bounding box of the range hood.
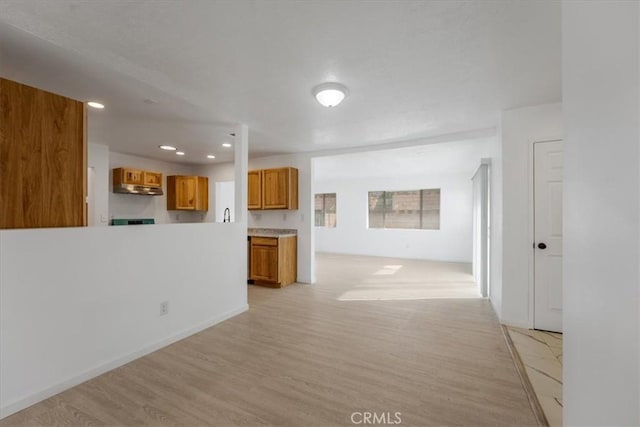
[113,183,163,196]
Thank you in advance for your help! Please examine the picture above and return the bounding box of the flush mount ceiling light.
[312,82,348,108]
[176,151,185,156]
[222,143,232,148]
[159,145,177,151]
[207,154,216,159]
[87,101,104,109]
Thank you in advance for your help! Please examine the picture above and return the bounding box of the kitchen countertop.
[248,228,297,238]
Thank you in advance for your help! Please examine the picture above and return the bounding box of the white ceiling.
[313,138,494,181]
[0,1,560,164]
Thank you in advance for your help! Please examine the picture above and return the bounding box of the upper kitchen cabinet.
[0,78,86,229]
[118,168,143,185]
[113,168,162,188]
[143,171,162,187]
[112,168,163,196]
[263,167,298,209]
[248,170,262,210]
[166,175,208,211]
[248,167,298,210]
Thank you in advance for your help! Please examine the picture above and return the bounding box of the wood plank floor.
[1,253,537,426]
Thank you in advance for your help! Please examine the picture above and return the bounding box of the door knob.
[537,242,547,250]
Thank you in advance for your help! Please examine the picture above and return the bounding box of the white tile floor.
[508,326,563,426]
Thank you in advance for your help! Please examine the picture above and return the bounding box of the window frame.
[314,193,337,228]
[367,189,440,230]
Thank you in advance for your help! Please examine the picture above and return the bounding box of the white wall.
[500,102,562,327]
[248,153,314,283]
[488,131,503,320]
[109,151,202,224]
[194,161,236,223]
[0,124,250,420]
[215,181,236,222]
[313,138,495,264]
[563,2,639,425]
[87,143,110,226]
[0,223,248,418]
[314,173,473,262]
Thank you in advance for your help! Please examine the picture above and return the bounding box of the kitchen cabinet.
[143,171,162,187]
[249,235,297,287]
[0,78,86,229]
[248,170,262,210]
[167,175,208,211]
[121,168,143,185]
[248,167,298,210]
[113,168,162,188]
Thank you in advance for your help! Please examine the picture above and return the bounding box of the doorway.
[533,140,563,332]
[472,162,490,298]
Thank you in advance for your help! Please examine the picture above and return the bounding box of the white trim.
[472,162,490,298]
[501,318,532,330]
[0,304,249,420]
[528,137,562,330]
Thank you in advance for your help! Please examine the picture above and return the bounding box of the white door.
[534,140,563,332]
[472,163,489,297]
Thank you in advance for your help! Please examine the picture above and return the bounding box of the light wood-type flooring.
[507,326,563,426]
[1,253,537,426]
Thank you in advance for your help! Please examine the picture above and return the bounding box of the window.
[315,193,337,227]
[368,189,440,230]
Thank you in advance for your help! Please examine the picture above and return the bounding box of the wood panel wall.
[0,78,87,229]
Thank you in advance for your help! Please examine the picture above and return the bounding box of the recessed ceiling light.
[87,101,105,109]
[159,145,177,151]
[222,143,232,148]
[312,82,348,107]
[176,151,185,156]
[207,154,216,159]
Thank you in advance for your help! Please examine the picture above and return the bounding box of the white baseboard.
[0,304,249,420]
[501,318,532,329]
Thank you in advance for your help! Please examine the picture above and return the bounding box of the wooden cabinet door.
[250,241,279,282]
[248,170,262,209]
[175,176,196,210]
[262,168,288,209]
[167,175,207,211]
[0,78,86,229]
[195,176,208,211]
[143,171,162,187]
[122,168,144,185]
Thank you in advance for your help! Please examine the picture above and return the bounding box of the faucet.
[223,207,231,223]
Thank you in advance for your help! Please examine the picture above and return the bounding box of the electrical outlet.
[160,301,169,316]
[283,213,287,221]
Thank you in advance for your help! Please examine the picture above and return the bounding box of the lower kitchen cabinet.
[249,236,297,287]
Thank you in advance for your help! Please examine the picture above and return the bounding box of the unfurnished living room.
[0,1,638,426]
